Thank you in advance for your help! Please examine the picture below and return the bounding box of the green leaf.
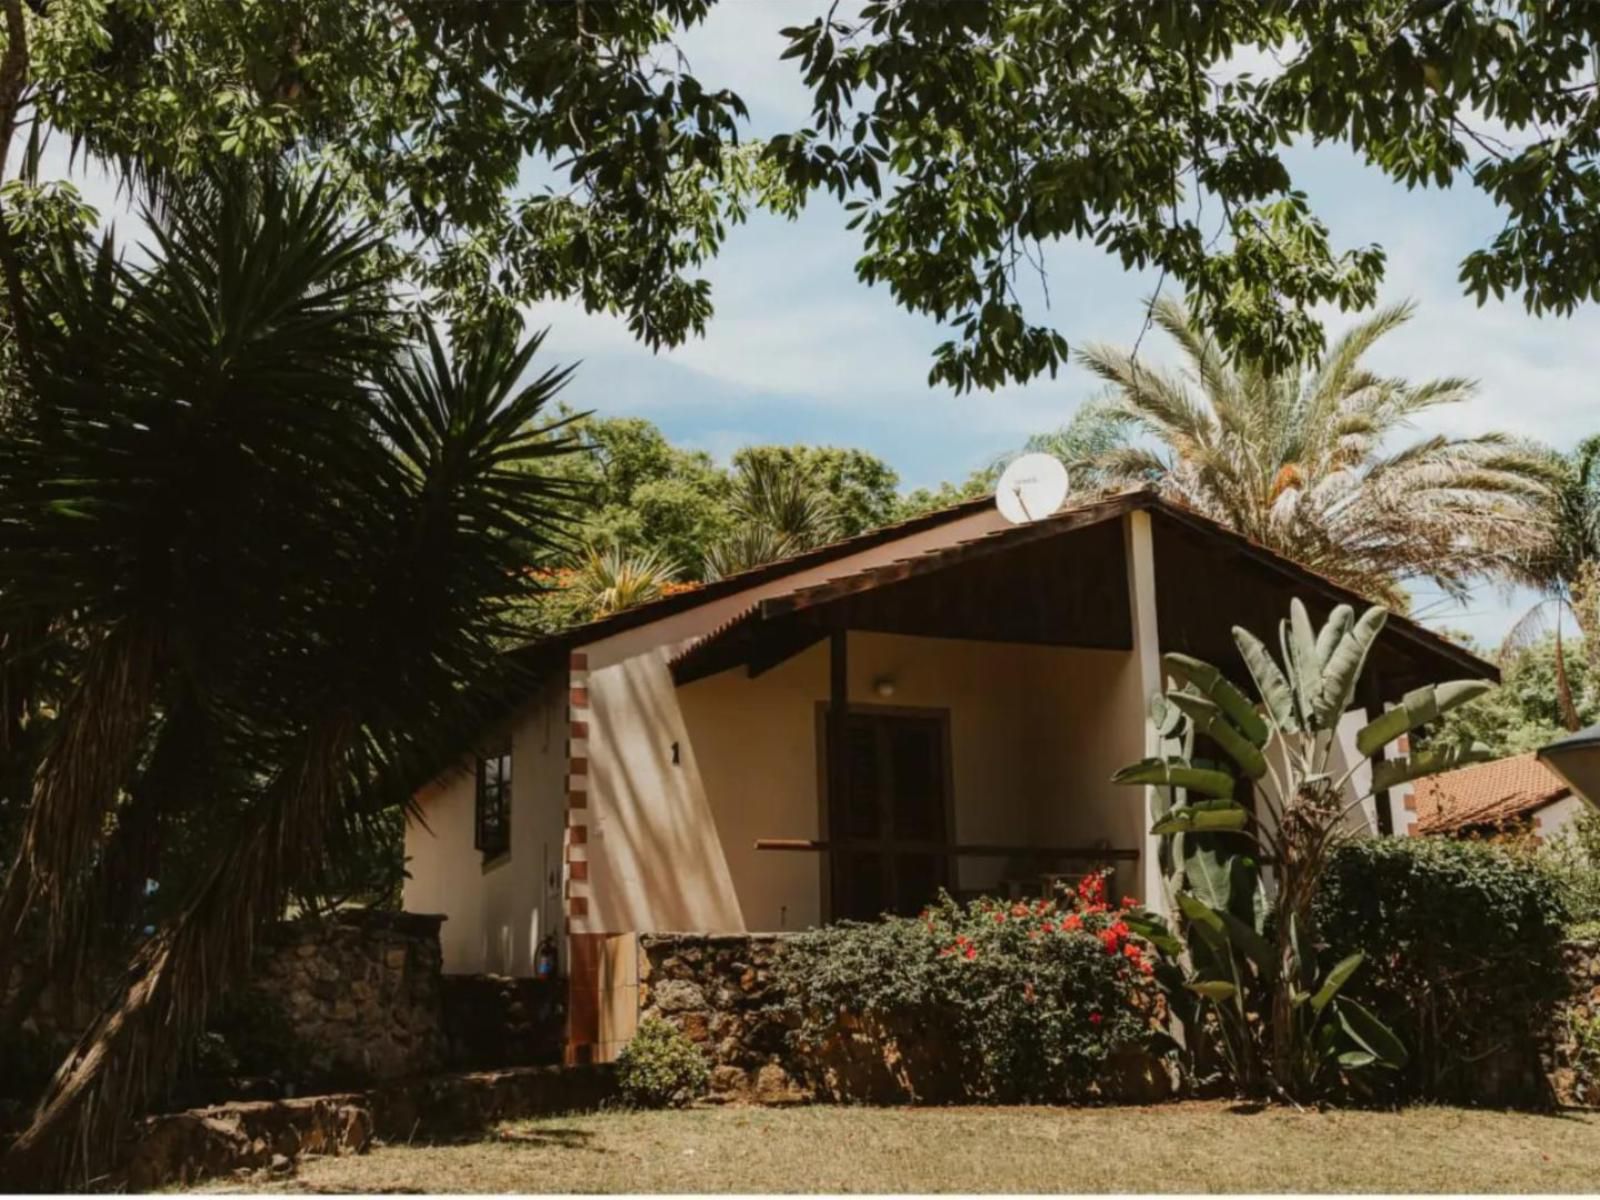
[1371,741,1494,792]
[1313,603,1354,671]
[1148,690,1184,738]
[1216,907,1276,978]
[1288,599,1321,719]
[1234,625,1299,733]
[1185,980,1238,1001]
[1120,913,1183,957]
[1310,951,1363,1014]
[1113,757,1237,799]
[1162,652,1270,747]
[1354,679,1495,758]
[1337,997,1408,1069]
[1167,692,1268,780]
[1150,800,1250,835]
[1314,604,1388,729]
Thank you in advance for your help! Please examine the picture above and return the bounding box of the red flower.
[1120,895,1140,909]
[964,945,978,961]
[1124,942,1143,961]
[1041,921,1055,934]
[993,911,1006,923]
[1062,914,1083,932]
[1089,1011,1103,1026]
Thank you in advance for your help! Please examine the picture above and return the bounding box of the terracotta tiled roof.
[1412,753,1571,835]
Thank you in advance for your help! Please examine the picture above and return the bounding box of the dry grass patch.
[207,1102,1600,1194]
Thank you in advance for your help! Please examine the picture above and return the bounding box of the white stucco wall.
[403,679,568,974]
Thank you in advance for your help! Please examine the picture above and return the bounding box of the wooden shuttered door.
[824,710,952,921]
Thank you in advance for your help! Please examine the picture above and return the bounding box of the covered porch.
[663,497,1491,929]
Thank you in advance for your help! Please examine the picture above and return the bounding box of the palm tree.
[1078,298,1554,610]
[0,173,580,1184]
[570,544,683,617]
[701,454,837,579]
[1501,436,1600,729]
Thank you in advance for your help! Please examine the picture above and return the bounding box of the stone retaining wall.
[245,910,447,1086]
[441,974,565,1069]
[117,1064,616,1191]
[637,934,804,1102]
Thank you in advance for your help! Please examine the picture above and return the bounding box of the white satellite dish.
[994,453,1069,524]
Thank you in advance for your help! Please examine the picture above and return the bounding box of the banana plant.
[1114,598,1492,1100]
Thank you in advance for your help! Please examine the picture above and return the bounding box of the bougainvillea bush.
[774,873,1167,1103]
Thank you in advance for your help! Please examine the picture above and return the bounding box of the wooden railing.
[753,838,1138,861]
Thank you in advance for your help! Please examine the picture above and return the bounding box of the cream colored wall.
[580,630,1138,936]
[1536,793,1591,843]
[402,679,567,975]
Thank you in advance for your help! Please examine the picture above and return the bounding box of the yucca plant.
[570,544,682,617]
[1115,598,1494,1100]
[0,171,580,1184]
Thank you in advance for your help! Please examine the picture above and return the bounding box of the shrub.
[1314,837,1570,1103]
[1536,809,1600,934]
[774,875,1165,1103]
[616,1017,709,1108]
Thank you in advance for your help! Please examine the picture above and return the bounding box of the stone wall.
[243,910,448,1087]
[440,974,565,1069]
[637,934,804,1102]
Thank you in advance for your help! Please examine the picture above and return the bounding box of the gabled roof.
[659,488,1495,686]
[508,491,994,671]
[1412,753,1571,835]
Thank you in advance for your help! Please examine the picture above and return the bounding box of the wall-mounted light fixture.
[872,674,897,699]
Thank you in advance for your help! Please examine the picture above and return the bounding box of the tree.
[1501,437,1600,729]
[731,445,901,539]
[1422,634,1600,759]
[897,401,1139,519]
[1078,298,1552,610]
[0,173,580,1184]
[778,2,1600,390]
[10,4,1600,394]
[702,452,840,579]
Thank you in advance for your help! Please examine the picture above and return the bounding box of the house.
[1407,752,1591,841]
[401,486,1494,1063]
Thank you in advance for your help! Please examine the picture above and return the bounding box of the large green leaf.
[1288,600,1321,721]
[1371,741,1494,793]
[1313,603,1354,672]
[1162,652,1269,747]
[1186,980,1238,1001]
[1314,604,1388,730]
[1150,799,1251,835]
[1121,912,1183,957]
[1233,625,1299,733]
[1216,907,1276,978]
[1167,692,1268,780]
[1354,679,1495,758]
[1113,757,1237,799]
[1148,690,1185,738]
[1309,951,1363,1014]
[1336,997,1409,1069]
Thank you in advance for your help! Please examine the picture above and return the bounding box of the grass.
[205,1101,1600,1194]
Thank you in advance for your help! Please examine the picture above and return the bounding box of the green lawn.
[208,1102,1600,1194]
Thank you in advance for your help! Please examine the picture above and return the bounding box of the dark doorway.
[821,708,953,921]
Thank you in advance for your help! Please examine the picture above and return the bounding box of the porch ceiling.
[668,490,1495,697]
[669,494,1140,685]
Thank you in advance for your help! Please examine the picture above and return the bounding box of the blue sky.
[44,1,1598,648]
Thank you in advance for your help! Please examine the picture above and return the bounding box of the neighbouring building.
[401,486,1495,1063]
[1408,751,1593,841]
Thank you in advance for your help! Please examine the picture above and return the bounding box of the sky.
[38,1,1598,649]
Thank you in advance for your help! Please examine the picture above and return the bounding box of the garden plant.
[1115,598,1496,1100]
[776,873,1165,1103]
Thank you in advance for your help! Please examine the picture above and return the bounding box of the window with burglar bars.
[475,743,512,862]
